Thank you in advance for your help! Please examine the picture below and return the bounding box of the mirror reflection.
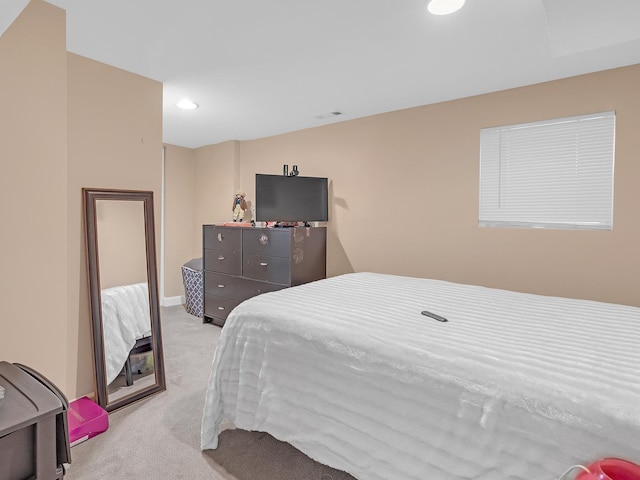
[96,200,155,403]
[83,189,166,412]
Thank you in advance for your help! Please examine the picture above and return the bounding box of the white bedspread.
[201,272,640,480]
[101,282,152,384]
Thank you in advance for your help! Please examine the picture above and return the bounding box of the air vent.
[314,111,343,120]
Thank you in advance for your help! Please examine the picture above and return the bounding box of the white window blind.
[479,111,615,230]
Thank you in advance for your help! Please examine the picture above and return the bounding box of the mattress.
[101,282,152,384]
[201,272,640,480]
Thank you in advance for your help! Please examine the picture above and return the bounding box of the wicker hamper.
[181,258,203,318]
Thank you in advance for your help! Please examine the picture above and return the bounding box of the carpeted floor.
[65,305,356,480]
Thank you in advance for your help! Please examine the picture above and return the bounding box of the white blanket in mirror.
[201,272,640,480]
[101,282,152,384]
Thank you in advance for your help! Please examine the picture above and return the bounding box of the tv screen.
[255,174,329,222]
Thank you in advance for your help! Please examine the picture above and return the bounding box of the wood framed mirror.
[83,188,166,412]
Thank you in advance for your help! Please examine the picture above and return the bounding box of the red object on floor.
[576,458,640,480]
[67,396,109,446]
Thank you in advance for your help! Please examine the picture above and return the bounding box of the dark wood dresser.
[202,225,327,326]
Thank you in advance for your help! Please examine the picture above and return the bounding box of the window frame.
[478,111,616,231]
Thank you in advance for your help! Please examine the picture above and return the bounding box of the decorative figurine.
[232,191,247,222]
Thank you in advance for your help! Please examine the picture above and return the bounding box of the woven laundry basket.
[181,258,203,318]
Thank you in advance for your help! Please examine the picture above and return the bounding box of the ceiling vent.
[314,111,343,120]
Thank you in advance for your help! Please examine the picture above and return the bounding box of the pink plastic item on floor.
[67,396,109,446]
[576,458,640,480]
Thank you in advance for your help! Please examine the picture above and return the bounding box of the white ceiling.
[3,0,640,148]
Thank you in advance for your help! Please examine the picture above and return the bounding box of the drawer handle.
[217,233,223,242]
[218,255,225,260]
[260,262,268,267]
[217,284,225,288]
[217,306,225,311]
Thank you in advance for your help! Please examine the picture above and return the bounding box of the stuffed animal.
[232,191,248,222]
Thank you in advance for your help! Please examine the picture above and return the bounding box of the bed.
[101,282,152,385]
[200,272,640,480]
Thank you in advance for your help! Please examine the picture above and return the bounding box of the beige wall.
[96,200,148,289]
[192,64,640,308]
[192,141,240,251]
[163,144,196,298]
[163,141,243,300]
[66,53,163,398]
[1,0,162,400]
[162,141,240,303]
[0,0,69,389]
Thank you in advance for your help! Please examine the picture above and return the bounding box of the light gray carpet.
[65,305,356,480]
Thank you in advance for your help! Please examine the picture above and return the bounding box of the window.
[479,111,615,230]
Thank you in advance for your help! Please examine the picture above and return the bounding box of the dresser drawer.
[204,293,241,322]
[204,272,275,301]
[242,278,285,296]
[204,226,241,252]
[242,229,290,257]
[243,254,291,285]
[204,249,241,275]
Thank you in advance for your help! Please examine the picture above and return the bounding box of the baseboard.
[69,392,97,403]
[162,295,184,307]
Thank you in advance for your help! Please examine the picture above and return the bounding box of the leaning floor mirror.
[83,188,166,412]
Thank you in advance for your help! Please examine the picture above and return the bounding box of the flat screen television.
[255,174,328,223]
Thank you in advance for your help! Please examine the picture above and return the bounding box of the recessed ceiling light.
[426,0,465,15]
[176,99,198,110]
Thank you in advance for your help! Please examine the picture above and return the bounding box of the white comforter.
[101,282,152,384]
[201,272,640,480]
